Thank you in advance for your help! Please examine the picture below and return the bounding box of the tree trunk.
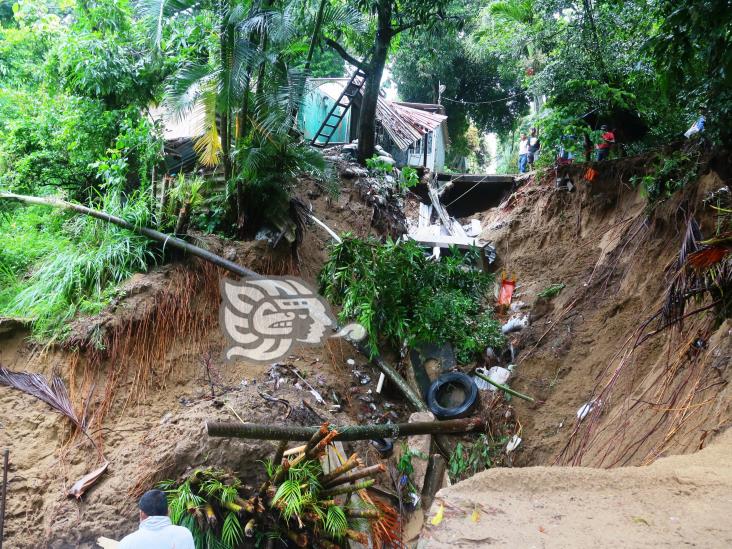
[207,417,485,441]
[0,192,260,279]
[304,0,328,73]
[356,1,392,164]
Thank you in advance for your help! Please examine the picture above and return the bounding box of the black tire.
[426,372,479,420]
[370,437,394,457]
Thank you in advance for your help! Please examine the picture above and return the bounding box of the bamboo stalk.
[421,454,446,510]
[272,440,288,467]
[0,449,8,549]
[320,454,360,485]
[208,417,484,441]
[0,192,441,436]
[346,508,380,519]
[320,479,375,498]
[474,372,536,402]
[305,423,330,454]
[324,464,385,488]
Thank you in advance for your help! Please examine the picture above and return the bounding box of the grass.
[0,192,156,342]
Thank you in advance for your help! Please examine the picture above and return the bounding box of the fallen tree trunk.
[1,192,447,446]
[0,192,260,279]
[207,417,484,441]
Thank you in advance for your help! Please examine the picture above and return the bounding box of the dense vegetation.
[0,0,728,341]
[320,237,504,363]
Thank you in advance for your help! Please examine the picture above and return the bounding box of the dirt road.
[420,429,732,548]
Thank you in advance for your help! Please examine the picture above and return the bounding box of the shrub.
[320,236,504,363]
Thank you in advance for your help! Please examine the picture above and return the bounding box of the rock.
[407,411,434,495]
[341,166,368,178]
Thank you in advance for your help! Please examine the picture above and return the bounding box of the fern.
[324,505,348,539]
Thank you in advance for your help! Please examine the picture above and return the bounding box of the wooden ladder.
[310,68,367,147]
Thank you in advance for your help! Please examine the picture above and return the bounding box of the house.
[298,78,449,172]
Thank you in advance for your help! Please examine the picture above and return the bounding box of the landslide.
[475,148,731,467]
[0,170,404,549]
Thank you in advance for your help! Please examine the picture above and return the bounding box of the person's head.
[600,124,608,131]
[530,127,537,136]
[138,490,168,521]
[520,132,527,140]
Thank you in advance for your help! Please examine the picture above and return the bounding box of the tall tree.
[325,0,454,164]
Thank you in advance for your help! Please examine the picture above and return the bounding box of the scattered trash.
[538,283,566,299]
[498,274,516,307]
[584,167,598,182]
[346,358,356,366]
[370,437,394,457]
[376,372,386,393]
[501,314,529,334]
[430,503,445,526]
[286,365,326,405]
[471,506,480,523]
[577,399,600,421]
[684,115,705,139]
[506,434,522,453]
[68,461,109,500]
[474,366,511,391]
[473,370,536,402]
[484,347,500,366]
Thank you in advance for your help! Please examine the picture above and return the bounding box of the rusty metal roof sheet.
[307,79,447,151]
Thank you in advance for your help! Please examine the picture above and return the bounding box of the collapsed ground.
[0,147,730,547]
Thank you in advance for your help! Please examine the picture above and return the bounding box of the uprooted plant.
[320,236,504,363]
[160,424,402,549]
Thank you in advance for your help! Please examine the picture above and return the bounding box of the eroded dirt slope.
[475,154,730,467]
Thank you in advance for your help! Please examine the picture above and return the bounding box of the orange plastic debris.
[498,274,516,307]
[584,167,599,182]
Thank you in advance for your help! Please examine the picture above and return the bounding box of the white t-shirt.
[118,516,195,549]
[518,139,529,155]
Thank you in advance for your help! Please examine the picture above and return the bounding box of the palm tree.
[137,0,320,228]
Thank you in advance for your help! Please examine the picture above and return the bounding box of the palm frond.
[488,0,533,24]
[0,367,85,431]
[221,512,244,548]
[164,63,218,120]
[324,505,348,539]
[321,3,367,33]
[193,86,222,167]
[272,478,303,521]
[134,0,201,53]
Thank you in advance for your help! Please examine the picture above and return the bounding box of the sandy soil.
[1,151,730,547]
[0,172,405,548]
[473,157,731,467]
[420,427,732,548]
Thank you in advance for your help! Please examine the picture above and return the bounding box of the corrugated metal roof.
[307,79,447,151]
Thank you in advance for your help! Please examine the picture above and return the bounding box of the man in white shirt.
[518,132,529,173]
[118,490,195,549]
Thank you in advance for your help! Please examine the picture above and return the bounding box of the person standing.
[518,132,529,173]
[527,127,541,168]
[119,490,195,549]
[596,125,615,161]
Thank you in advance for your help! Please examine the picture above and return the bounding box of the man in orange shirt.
[596,125,615,161]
